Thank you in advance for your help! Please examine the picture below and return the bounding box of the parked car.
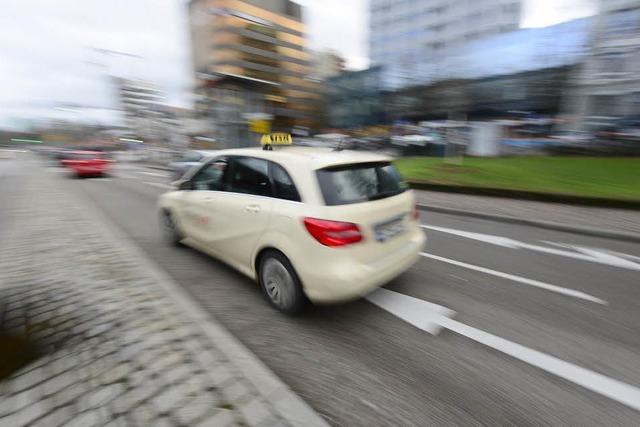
[61,151,113,177]
[168,150,218,181]
[550,130,594,145]
[159,143,425,314]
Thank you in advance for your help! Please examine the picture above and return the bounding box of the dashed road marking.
[138,171,169,177]
[422,224,640,271]
[420,252,607,305]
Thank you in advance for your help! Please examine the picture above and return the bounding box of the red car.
[61,151,113,177]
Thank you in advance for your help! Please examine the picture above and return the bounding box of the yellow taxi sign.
[260,133,292,146]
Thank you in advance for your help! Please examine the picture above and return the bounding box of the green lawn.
[394,157,640,201]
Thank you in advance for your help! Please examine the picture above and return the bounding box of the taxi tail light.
[303,217,363,247]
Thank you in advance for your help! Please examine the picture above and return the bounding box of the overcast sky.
[0,0,597,129]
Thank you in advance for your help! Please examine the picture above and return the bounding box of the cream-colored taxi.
[159,143,425,313]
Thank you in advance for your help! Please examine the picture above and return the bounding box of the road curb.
[418,204,640,244]
[65,173,330,426]
[408,181,640,210]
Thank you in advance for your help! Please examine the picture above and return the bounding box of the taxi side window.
[191,159,227,191]
[270,162,300,202]
[228,157,271,197]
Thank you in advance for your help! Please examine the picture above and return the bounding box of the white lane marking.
[143,181,172,190]
[366,289,640,412]
[440,316,640,412]
[138,171,169,177]
[449,274,469,282]
[422,225,519,248]
[365,288,454,334]
[542,241,640,270]
[422,225,640,271]
[420,252,607,305]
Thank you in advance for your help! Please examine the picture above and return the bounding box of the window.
[604,9,640,37]
[229,157,271,196]
[503,3,519,13]
[191,158,228,191]
[285,0,302,19]
[271,162,300,201]
[183,151,203,162]
[316,162,408,206]
[599,53,626,73]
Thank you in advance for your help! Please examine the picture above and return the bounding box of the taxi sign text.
[260,133,292,145]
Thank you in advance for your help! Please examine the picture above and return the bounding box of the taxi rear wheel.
[259,251,305,314]
[162,211,184,247]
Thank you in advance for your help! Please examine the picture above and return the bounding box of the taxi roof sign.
[260,133,292,146]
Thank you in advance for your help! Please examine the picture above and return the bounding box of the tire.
[258,251,306,314]
[162,211,184,247]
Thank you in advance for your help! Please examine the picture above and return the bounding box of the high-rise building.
[564,0,640,128]
[115,78,165,142]
[309,50,346,82]
[326,66,386,128]
[188,0,320,147]
[369,0,523,68]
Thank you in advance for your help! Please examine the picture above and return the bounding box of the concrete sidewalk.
[0,166,328,426]
[415,190,640,240]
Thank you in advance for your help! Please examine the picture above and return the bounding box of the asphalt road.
[6,154,640,426]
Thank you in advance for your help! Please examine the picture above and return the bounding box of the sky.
[0,0,597,130]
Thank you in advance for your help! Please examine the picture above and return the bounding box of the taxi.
[158,134,426,313]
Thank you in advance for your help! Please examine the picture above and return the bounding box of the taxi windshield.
[316,162,408,206]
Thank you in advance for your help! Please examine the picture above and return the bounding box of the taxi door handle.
[245,204,260,213]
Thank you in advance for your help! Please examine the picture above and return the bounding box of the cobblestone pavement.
[414,190,640,234]
[0,165,327,427]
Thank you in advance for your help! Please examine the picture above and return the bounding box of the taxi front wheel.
[259,251,306,314]
[162,211,184,247]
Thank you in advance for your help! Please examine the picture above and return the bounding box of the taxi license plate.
[374,214,406,242]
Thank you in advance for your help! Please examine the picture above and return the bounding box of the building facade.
[326,66,386,128]
[115,78,166,142]
[369,0,523,68]
[389,18,591,121]
[188,0,320,147]
[386,66,576,123]
[309,50,346,82]
[564,0,640,128]
[324,18,590,128]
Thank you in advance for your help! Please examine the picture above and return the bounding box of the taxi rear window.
[316,162,408,206]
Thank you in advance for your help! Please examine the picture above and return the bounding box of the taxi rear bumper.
[300,228,426,304]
